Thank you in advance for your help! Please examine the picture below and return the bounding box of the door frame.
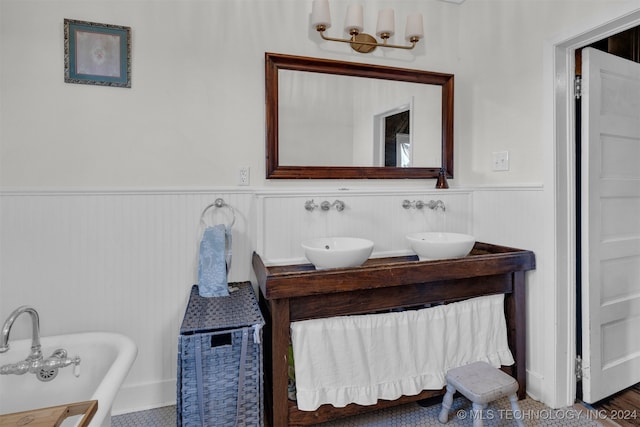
[549,8,640,408]
[373,98,414,167]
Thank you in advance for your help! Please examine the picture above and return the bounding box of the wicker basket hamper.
[177,283,264,426]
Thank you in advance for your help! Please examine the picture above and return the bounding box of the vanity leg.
[509,271,527,400]
[270,298,291,426]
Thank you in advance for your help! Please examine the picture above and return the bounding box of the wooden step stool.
[438,361,524,427]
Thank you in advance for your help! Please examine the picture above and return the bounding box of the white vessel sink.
[406,232,475,261]
[301,237,374,269]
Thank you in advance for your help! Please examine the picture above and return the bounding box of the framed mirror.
[265,52,454,179]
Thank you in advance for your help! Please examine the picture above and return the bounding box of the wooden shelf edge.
[0,400,98,427]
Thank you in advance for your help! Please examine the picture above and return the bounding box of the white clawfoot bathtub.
[0,332,137,427]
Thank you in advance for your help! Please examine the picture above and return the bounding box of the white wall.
[2,0,640,414]
[0,190,258,412]
[3,1,640,188]
[454,0,640,185]
[0,0,461,188]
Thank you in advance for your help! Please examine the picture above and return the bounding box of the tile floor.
[111,396,609,426]
[112,405,175,426]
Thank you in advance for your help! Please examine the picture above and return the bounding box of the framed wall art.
[64,19,131,88]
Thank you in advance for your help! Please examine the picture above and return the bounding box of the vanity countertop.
[253,242,535,300]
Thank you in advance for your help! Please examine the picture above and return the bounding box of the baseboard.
[112,379,176,415]
[526,369,545,401]
[112,370,545,416]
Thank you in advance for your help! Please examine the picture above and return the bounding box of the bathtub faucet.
[0,305,42,361]
[0,307,80,381]
[0,348,80,378]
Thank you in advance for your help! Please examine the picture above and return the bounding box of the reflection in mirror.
[266,53,454,179]
[375,104,412,167]
[395,133,411,167]
[384,111,410,167]
[279,72,441,168]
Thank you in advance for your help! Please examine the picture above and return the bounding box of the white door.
[581,47,640,403]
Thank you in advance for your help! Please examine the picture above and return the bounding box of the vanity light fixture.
[311,0,424,54]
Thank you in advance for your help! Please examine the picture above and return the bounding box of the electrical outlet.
[238,166,250,186]
[492,151,509,171]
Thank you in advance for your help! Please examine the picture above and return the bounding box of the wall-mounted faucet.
[305,199,345,212]
[402,199,446,211]
[427,200,446,211]
[304,200,318,211]
[0,305,42,360]
[0,306,80,381]
[321,200,345,211]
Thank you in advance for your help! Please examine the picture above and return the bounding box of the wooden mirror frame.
[265,52,454,179]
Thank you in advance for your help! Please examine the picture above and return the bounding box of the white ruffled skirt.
[290,294,514,411]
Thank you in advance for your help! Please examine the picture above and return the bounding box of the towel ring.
[200,198,236,228]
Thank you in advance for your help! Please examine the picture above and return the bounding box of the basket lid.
[180,282,264,335]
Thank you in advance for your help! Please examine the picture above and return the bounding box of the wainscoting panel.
[255,189,473,264]
[0,185,548,413]
[0,190,255,413]
[471,186,546,401]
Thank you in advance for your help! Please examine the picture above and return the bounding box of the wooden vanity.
[252,242,535,426]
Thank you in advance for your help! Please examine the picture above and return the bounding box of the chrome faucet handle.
[50,349,67,359]
[315,200,346,211]
[304,199,319,211]
[402,200,425,209]
[427,200,446,211]
[42,354,80,369]
[403,199,444,210]
[0,343,80,380]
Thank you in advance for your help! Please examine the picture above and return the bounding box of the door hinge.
[575,75,582,99]
[575,355,583,380]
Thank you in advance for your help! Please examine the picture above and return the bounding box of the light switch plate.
[238,167,250,185]
[492,151,509,171]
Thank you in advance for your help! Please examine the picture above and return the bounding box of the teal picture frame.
[64,19,131,88]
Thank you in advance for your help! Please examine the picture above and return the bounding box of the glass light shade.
[376,8,395,37]
[405,13,424,40]
[344,4,364,33]
[311,0,332,29]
